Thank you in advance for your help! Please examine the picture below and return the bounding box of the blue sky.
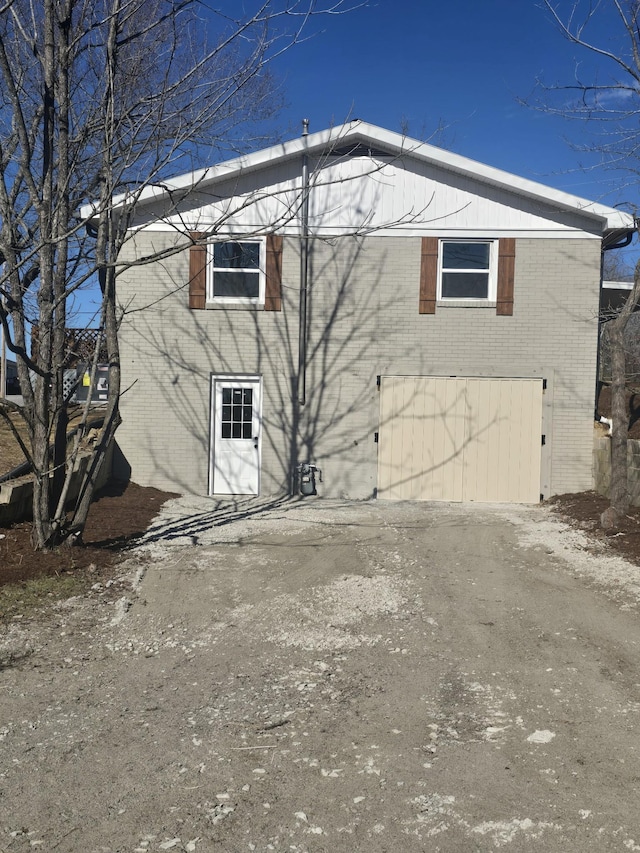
[64,0,639,329]
[246,0,638,211]
[5,3,636,351]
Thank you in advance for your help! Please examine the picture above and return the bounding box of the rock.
[600,506,622,530]
[526,729,556,744]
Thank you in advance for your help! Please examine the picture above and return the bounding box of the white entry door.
[210,375,262,495]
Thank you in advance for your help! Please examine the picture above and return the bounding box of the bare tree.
[0,0,359,549]
[538,0,640,523]
[603,250,634,283]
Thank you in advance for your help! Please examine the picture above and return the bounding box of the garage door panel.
[378,376,542,504]
[464,378,520,502]
[428,378,465,501]
[378,376,418,500]
[407,379,425,501]
[408,377,427,501]
[461,380,487,501]
[378,377,467,501]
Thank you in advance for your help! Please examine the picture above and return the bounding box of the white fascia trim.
[81,120,635,232]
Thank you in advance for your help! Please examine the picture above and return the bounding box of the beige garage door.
[377,376,543,503]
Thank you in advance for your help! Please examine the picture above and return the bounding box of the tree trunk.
[602,253,640,526]
[0,0,350,550]
[608,315,629,517]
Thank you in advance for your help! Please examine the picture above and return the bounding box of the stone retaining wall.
[593,435,640,506]
[0,443,113,526]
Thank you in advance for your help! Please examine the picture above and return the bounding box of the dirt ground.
[3,484,640,597]
[3,494,640,851]
[0,481,177,593]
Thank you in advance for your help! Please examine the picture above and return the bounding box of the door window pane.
[220,386,254,440]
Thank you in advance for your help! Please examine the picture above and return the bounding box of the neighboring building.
[601,279,634,315]
[4,358,19,395]
[101,121,634,503]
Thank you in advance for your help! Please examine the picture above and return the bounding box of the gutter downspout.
[298,118,310,406]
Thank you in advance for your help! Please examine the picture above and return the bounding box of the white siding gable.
[132,154,605,240]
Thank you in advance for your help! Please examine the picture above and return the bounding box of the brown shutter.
[419,236,438,314]
[189,232,206,310]
[496,238,515,316]
[265,234,283,312]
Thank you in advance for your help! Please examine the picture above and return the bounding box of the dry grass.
[0,573,88,623]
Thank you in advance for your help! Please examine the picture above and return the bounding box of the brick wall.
[115,232,600,499]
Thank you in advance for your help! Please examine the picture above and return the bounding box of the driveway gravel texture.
[2,496,640,852]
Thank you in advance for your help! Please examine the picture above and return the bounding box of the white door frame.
[209,373,262,495]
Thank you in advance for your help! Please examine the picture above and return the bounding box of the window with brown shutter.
[420,237,516,315]
[188,234,283,310]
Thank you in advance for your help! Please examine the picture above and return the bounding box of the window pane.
[220,386,256,439]
[214,241,260,269]
[442,272,489,299]
[443,242,489,270]
[214,271,260,298]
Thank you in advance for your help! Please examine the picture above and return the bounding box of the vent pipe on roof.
[298,120,310,406]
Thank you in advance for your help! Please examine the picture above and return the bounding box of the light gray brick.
[115,234,601,498]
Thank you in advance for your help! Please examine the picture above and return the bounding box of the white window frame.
[207,238,266,306]
[437,239,497,303]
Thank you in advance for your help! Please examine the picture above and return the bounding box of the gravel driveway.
[2,496,640,852]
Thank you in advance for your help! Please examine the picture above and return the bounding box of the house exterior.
[105,121,634,503]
